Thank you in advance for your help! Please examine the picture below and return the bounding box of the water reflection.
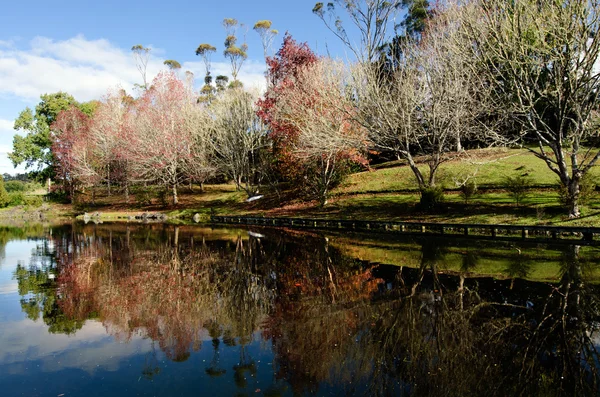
[5,223,600,396]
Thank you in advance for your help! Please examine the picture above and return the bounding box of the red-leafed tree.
[270,58,368,206]
[89,89,137,202]
[256,34,318,181]
[50,106,93,200]
[128,72,212,205]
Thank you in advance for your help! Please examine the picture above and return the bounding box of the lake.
[0,223,598,396]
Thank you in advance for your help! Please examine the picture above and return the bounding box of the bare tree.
[131,44,151,90]
[353,3,497,195]
[253,20,278,60]
[313,0,401,63]
[461,0,600,218]
[208,87,268,197]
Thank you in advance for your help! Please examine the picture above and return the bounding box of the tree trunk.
[456,133,463,152]
[566,178,581,219]
[172,183,178,205]
[124,182,130,204]
[47,177,51,193]
[107,164,111,196]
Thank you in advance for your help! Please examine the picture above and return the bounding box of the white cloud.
[0,35,165,102]
[0,35,268,103]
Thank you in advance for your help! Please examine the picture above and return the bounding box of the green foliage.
[134,187,153,206]
[7,192,25,206]
[504,175,530,206]
[195,43,217,56]
[24,195,43,208]
[419,186,445,211]
[5,180,25,192]
[216,75,229,91]
[460,181,478,203]
[156,188,169,207]
[0,176,9,208]
[164,59,182,70]
[9,92,81,180]
[4,180,40,193]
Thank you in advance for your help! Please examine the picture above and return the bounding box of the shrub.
[156,188,169,207]
[7,192,25,206]
[5,181,26,192]
[419,186,445,211]
[23,195,43,208]
[504,175,530,206]
[134,187,153,206]
[459,181,478,204]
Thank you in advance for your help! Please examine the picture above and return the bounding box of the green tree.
[222,18,248,83]
[0,175,9,207]
[9,92,79,181]
[163,59,182,70]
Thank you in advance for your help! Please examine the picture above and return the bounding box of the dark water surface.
[0,223,599,396]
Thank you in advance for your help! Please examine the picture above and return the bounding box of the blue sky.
[0,0,371,175]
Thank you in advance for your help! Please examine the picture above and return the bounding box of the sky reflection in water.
[0,223,599,396]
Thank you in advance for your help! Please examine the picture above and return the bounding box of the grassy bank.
[14,148,600,227]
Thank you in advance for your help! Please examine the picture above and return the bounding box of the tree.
[163,59,181,70]
[208,87,267,197]
[50,106,93,200]
[462,0,600,218]
[128,72,207,205]
[222,18,248,83]
[272,59,368,206]
[253,20,278,60]
[88,89,134,201]
[195,43,217,99]
[131,44,151,90]
[10,92,80,183]
[257,34,319,180]
[353,3,496,200]
[312,0,401,63]
[215,75,229,91]
[0,176,9,207]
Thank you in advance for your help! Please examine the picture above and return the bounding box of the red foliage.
[50,106,91,194]
[256,34,319,179]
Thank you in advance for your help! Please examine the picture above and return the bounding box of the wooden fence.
[210,215,600,244]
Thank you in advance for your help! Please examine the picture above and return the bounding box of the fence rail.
[210,215,600,244]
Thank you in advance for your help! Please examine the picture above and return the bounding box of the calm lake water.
[0,223,599,396]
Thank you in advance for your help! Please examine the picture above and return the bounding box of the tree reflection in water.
[13,223,600,396]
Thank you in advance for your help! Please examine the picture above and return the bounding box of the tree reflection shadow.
[13,224,600,396]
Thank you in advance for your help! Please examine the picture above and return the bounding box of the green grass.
[46,148,600,227]
[338,148,600,195]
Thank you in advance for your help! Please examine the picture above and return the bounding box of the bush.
[504,175,530,206]
[419,186,445,211]
[459,181,478,203]
[7,192,25,206]
[156,188,169,207]
[134,187,153,206]
[23,195,43,208]
[5,181,26,192]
